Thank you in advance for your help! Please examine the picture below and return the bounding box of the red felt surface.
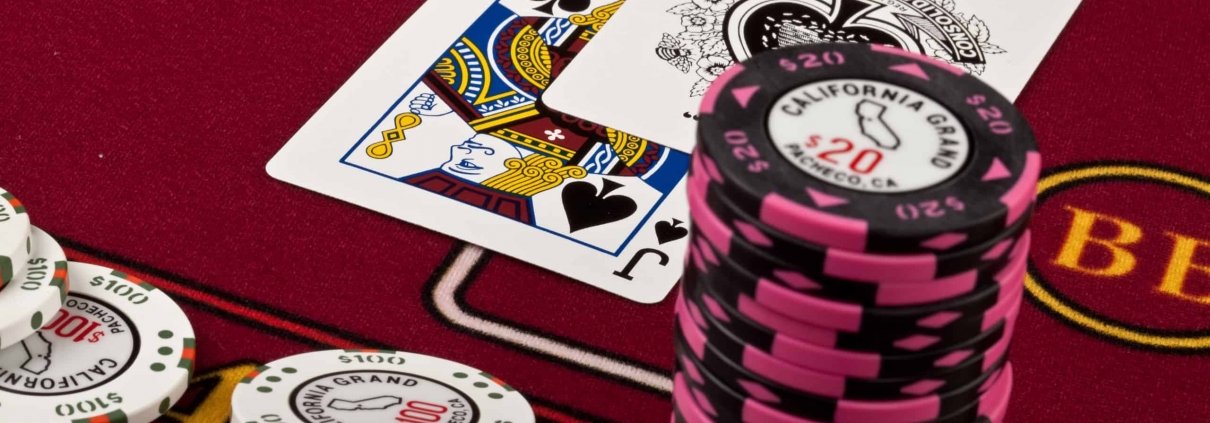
[2,1,1209,422]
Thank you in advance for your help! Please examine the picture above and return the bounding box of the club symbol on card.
[528,0,590,15]
[563,179,637,232]
[655,219,688,245]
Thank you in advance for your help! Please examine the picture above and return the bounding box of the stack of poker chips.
[672,43,1040,423]
[0,186,197,423]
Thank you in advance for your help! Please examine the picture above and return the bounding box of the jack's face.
[441,134,522,182]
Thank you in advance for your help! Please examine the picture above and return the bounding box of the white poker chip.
[231,349,535,423]
[0,227,69,350]
[0,262,196,423]
[0,187,32,290]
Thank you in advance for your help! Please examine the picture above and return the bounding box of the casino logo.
[234,350,529,422]
[1028,163,1210,351]
[765,78,971,193]
[659,0,1004,96]
[0,293,138,395]
[289,370,480,422]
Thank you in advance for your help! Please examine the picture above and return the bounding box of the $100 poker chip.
[0,262,196,423]
[231,349,535,423]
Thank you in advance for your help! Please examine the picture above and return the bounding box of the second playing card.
[543,0,1082,151]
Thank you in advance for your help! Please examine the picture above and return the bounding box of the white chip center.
[766,78,971,193]
[0,294,138,395]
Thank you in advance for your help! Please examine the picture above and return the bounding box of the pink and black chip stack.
[673,42,1040,423]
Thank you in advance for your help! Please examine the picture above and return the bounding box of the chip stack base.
[673,43,1038,423]
[0,262,196,423]
[0,185,198,423]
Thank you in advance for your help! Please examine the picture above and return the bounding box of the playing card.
[544,0,1083,151]
[266,0,691,303]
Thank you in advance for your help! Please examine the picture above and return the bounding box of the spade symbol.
[731,0,904,60]
[562,180,638,233]
[532,0,591,15]
[655,219,688,245]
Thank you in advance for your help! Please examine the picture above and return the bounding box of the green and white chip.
[0,187,32,291]
[0,227,69,350]
[231,349,535,423]
[0,262,197,423]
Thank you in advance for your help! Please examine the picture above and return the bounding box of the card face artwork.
[267,0,691,303]
[543,0,1083,150]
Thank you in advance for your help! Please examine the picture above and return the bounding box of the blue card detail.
[340,1,689,256]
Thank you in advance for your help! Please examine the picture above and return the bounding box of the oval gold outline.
[1028,164,1210,350]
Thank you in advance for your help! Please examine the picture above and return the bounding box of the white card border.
[267,0,685,304]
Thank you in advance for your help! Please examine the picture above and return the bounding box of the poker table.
[3,1,1208,422]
